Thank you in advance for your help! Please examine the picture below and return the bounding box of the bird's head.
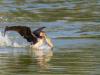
[39,31,46,38]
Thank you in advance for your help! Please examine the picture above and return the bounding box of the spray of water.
[0,31,27,47]
[0,31,12,47]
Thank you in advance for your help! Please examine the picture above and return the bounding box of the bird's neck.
[39,36,45,39]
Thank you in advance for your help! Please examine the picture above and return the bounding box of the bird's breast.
[30,39,52,50]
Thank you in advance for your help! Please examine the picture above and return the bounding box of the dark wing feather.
[33,27,46,38]
[4,26,37,44]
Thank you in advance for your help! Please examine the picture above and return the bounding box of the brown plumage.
[4,26,45,44]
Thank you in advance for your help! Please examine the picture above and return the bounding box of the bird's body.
[30,39,51,50]
[4,26,53,50]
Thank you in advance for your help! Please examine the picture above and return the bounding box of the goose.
[4,26,53,50]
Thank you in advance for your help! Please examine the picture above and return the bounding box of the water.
[0,0,100,75]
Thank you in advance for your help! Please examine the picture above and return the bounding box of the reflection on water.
[0,0,100,75]
[30,47,53,69]
[0,47,53,75]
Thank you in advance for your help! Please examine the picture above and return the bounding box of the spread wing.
[4,26,37,44]
[33,27,46,38]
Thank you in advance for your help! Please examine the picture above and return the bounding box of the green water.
[0,0,100,75]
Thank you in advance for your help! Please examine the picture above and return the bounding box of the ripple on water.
[0,0,100,75]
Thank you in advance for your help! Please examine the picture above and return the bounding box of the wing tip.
[4,26,8,36]
[42,26,46,28]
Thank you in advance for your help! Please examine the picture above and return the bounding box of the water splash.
[12,42,22,47]
[0,31,12,47]
[0,31,27,47]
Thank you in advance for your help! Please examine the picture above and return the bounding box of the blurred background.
[0,0,100,75]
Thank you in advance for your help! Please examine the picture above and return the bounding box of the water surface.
[0,0,100,75]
